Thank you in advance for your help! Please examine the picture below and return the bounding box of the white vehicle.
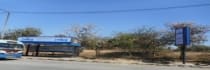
[0,40,25,59]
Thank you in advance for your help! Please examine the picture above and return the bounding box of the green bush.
[187,45,210,52]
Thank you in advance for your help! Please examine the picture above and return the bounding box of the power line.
[1,3,210,14]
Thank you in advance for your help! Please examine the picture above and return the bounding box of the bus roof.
[0,39,24,45]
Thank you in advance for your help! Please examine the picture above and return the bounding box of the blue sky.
[0,0,210,45]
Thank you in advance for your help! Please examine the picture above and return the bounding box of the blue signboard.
[18,37,71,42]
[18,36,81,47]
[175,27,191,46]
[175,28,184,45]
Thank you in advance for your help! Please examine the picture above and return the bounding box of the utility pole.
[1,12,10,39]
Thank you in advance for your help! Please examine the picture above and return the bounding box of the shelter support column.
[25,44,31,56]
[35,44,40,56]
[73,46,79,56]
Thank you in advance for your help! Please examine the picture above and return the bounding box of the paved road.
[0,59,208,70]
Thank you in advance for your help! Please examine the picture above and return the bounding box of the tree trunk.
[95,47,100,58]
[128,47,132,57]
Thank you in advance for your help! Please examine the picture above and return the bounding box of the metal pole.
[181,45,186,64]
[1,12,10,39]
[25,44,31,56]
[35,44,40,56]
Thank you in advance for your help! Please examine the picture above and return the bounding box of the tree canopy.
[3,27,41,40]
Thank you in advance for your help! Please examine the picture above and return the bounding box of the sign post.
[175,27,191,64]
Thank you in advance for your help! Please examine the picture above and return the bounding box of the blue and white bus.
[0,40,24,59]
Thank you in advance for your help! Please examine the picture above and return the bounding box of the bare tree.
[54,34,67,37]
[65,24,98,48]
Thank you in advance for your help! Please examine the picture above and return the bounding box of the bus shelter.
[18,36,81,56]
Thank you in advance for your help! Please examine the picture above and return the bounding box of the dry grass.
[79,50,96,58]
[79,50,122,59]
[79,50,210,64]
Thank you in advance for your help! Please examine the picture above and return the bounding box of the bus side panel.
[0,53,22,59]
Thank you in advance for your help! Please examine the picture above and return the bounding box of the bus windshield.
[0,43,23,50]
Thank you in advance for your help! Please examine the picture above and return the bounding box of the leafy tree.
[3,27,41,40]
[133,27,164,57]
[114,33,135,56]
[187,45,210,52]
[110,27,166,57]
[134,27,159,49]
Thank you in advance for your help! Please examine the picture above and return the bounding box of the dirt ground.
[26,49,210,64]
[79,50,210,64]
